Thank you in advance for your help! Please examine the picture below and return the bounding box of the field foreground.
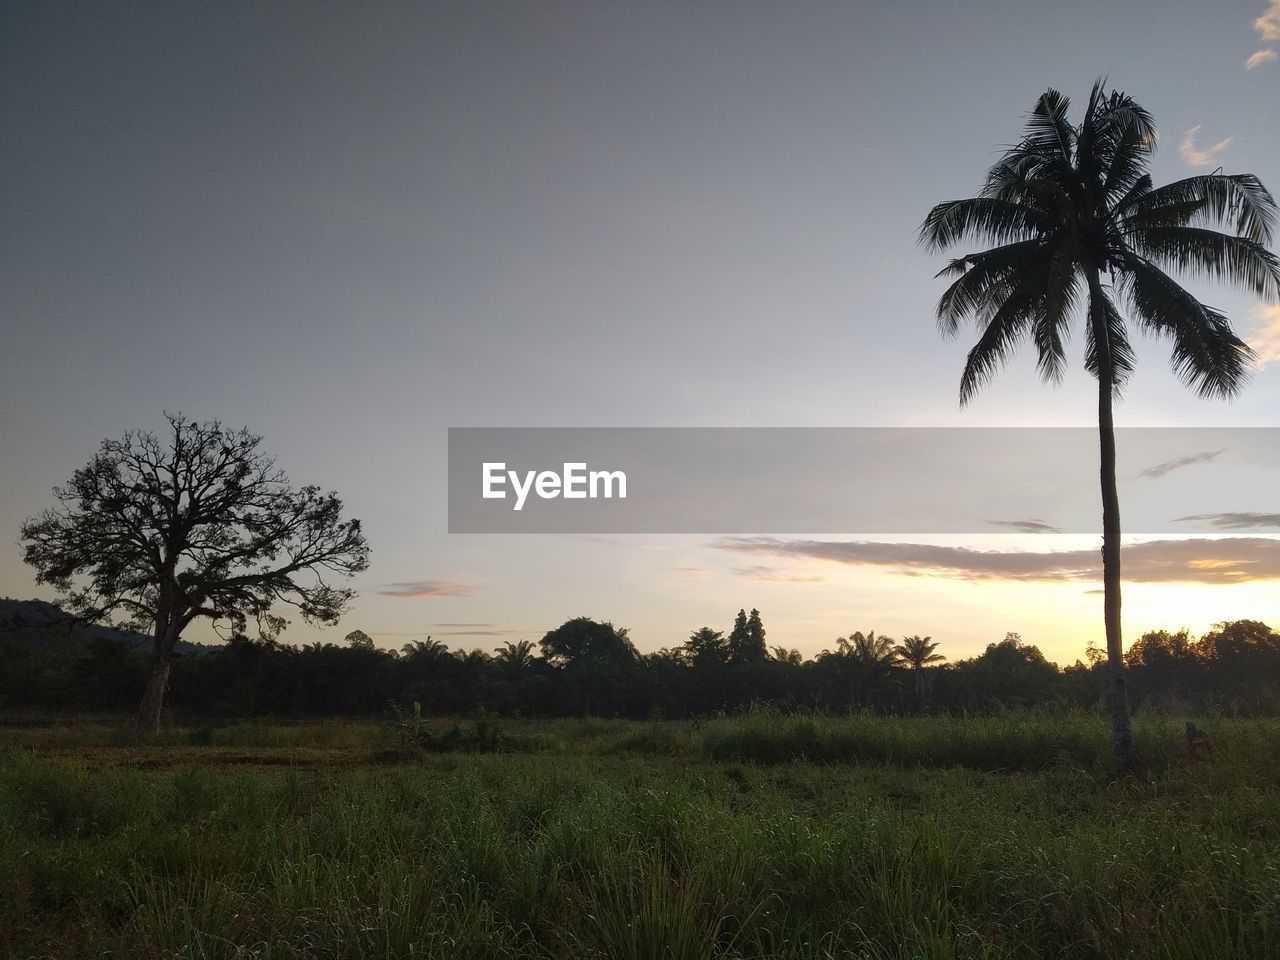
[2,713,1279,959]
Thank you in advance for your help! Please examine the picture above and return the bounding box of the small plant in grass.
[386,701,506,753]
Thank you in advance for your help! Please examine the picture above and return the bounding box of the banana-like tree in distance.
[919,82,1280,770]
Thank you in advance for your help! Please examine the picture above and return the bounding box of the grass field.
[2,712,1279,959]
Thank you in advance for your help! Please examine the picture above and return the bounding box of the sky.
[2,0,1279,664]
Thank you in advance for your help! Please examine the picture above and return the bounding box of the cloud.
[378,579,476,598]
[674,566,712,580]
[432,628,519,637]
[714,536,1280,585]
[1135,449,1224,480]
[375,624,520,639]
[732,564,825,583]
[987,519,1061,534]
[1179,125,1233,168]
[1249,304,1280,368]
[1246,48,1277,69]
[1174,513,1280,530]
[1256,0,1280,41]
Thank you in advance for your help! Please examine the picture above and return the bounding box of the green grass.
[2,713,1279,958]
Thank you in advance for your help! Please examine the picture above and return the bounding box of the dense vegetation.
[5,603,1280,720]
[3,713,1278,959]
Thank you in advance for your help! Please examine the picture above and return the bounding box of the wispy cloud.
[1246,48,1277,69]
[378,579,477,598]
[1179,125,1233,168]
[1174,513,1280,531]
[715,536,1280,585]
[987,519,1061,534]
[675,566,712,580]
[1249,304,1280,368]
[373,624,521,639]
[1246,2,1280,68]
[432,628,519,637]
[1136,449,1224,480]
[732,564,825,583]
[1256,0,1280,40]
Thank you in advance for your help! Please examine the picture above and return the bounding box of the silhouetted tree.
[921,82,1279,769]
[726,609,751,663]
[745,608,767,659]
[849,631,899,709]
[539,617,639,716]
[401,637,448,659]
[681,626,729,711]
[1123,628,1199,712]
[770,645,803,666]
[1196,620,1280,713]
[494,639,536,674]
[345,629,375,650]
[1124,628,1194,668]
[398,637,463,713]
[894,635,945,711]
[683,627,729,668]
[948,633,1059,711]
[20,414,370,728]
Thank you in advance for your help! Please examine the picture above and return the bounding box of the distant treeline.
[3,606,1279,719]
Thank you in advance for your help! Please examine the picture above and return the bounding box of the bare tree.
[20,414,370,728]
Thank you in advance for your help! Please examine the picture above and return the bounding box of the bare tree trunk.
[139,651,171,731]
[1090,270,1136,772]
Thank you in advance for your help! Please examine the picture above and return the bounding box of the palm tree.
[842,630,898,708]
[919,82,1280,769]
[893,635,946,711]
[400,636,450,661]
[849,630,896,664]
[494,638,535,675]
[770,645,804,666]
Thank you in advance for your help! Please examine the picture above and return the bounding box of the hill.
[0,598,216,655]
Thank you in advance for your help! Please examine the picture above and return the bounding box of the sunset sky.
[3,1,1279,663]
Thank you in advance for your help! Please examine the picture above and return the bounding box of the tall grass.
[2,714,1279,958]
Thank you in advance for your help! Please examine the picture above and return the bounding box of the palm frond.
[981,156,1069,221]
[919,197,1048,252]
[959,280,1040,405]
[1120,197,1205,232]
[1099,118,1156,202]
[1083,285,1135,393]
[1032,241,1082,383]
[1114,173,1153,212]
[1120,174,1278,245]
[1117,253,1255,398]
[934,239,1048,334]
[1126,226,1280,299]
[1023,88,1076,166]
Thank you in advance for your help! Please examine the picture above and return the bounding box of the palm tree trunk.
[1090,270,1136,772]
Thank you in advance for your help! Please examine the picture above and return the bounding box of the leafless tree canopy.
[21,413,370,650]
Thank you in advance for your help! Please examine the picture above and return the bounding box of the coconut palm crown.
[894,635,946,712]
[919,81,1280,768]
[894,635,945,671]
